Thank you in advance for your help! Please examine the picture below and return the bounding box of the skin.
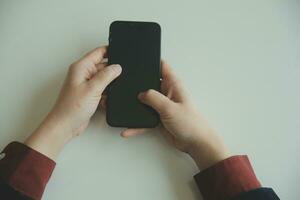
[25,46,231,170]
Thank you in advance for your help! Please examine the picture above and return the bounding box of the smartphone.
[107,21,161,128]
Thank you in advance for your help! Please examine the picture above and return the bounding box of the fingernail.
[138,92,144,99]
[110,64,122,73]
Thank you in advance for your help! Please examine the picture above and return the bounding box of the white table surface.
[0,1,299,199]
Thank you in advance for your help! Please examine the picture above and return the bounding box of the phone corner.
[105,111,114,127]
[109,20,120,30]
[151,22,161,32]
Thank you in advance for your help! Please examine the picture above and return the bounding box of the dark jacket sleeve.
[230,188,279,200]
[0,181,33,200]
[0,142,55,200]
[194,155,279,200]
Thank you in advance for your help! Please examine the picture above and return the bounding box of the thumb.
[138,89,174,114]
[88,64,122,92]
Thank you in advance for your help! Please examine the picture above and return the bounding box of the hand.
[121,61,231,170]
[25,46,122,160]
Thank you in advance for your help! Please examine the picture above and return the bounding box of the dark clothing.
[231,188,279,200]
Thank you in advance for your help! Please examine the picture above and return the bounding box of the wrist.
[188,131,231,170]
[25,112,73,160]
[41,111,75,143]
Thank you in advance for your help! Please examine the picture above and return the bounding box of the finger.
[161,60,176,82]
[161,60,188,102]
[88,64,122,93]
[69,47,108,84]
[81,46,107,65]
[101,58,108,63]
[96,62,108,71]
[99,95,107,110]
[138,89,174,114]
[121,128,148,137]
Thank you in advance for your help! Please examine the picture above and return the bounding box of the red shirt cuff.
[194,155,261,200]
[0,142,56,200]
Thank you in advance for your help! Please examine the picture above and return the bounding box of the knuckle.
[98,68,108,78]
[162,102,176,115]
[95,47,105,56]
[163,104,172,113]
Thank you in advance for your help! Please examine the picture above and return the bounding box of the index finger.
[161,60,188,102]
[81,46,108,65]
[161,60,176,81]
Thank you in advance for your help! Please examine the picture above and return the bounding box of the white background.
[0,0,299,199]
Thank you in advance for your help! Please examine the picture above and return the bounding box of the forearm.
[25,112,72,160]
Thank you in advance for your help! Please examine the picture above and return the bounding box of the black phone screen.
[107,21,161,127]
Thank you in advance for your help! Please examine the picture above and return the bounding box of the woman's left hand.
[25,46,122,160]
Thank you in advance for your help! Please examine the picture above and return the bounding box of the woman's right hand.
[122,61,231,170]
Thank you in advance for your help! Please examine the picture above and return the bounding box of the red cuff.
[194,155,261,200]
[0,142,56,200]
